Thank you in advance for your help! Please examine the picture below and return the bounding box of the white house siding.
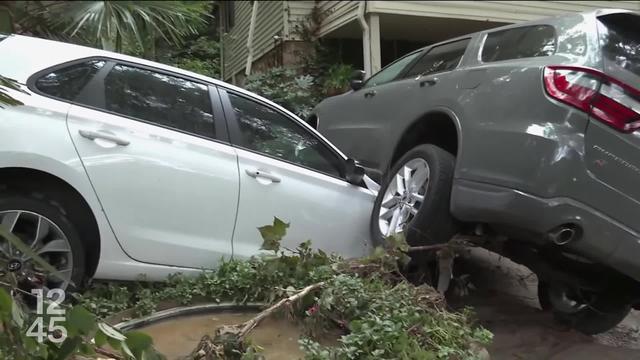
[285,1,316,40]
[222,1,285,81]
[222,1,640,81]
[316,1,360,37]
[366,1,640,23]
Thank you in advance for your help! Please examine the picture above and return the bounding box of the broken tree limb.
[189,282,325,359]
[406,234,483,253]
[404,234,485,294]
[236,281,324,339]
[95,347,124,360]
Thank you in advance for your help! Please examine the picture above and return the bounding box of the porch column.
[369,13,381,75]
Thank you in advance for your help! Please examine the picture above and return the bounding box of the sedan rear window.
[35,61,105,101]
[482,25,556,62]
[103,64,216,139]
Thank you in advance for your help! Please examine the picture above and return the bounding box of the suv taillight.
[543,66,640,133]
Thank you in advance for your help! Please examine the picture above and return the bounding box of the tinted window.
[363,51,422,88]
[36,61,105,101]
[598,13,640,78]
[404,39,470,78]
[104,64,215,138]
[482,25,556,62]
[228,93,343,177]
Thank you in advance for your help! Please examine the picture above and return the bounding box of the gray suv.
[313,9,640,334]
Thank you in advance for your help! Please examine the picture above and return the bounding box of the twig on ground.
[236,281,324,339]
[189,282,325,359]
[95,347,124,360]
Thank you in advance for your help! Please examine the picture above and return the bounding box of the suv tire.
[371,144,458,248]
[538,282,631,335]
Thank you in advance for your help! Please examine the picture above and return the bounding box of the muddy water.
[140,312,305,359]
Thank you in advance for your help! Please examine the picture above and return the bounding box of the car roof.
[413,8,636,52]
[0,34,351,160]
[3,34,254,97]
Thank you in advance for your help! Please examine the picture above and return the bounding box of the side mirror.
[350,70,366,91]
[345,158,366,185]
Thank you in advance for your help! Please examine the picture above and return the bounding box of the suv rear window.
[482,25,556,62]
[598,13,640,78]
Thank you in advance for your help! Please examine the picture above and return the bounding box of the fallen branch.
[189,282,325,359]
[236,281,324,339]
[406,234,482,253]
[95,347,124,360]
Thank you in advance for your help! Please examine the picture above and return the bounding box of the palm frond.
[34,1,209,54]
[0,75,27,108]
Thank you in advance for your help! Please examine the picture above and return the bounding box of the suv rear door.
[584,12,640,229]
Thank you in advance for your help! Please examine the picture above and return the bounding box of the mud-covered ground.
[456,248,640,360]
[142,248,640,359]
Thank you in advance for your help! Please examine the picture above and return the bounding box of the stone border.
[114,303,264,331]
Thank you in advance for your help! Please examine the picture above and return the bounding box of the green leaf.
[56,336,82,360]
[11,299,25,327]
[120,340,135,358]
[0,75,27,108]
[78,342,96,356]
[66,306,96,336]
[32,1,209,57]
[94,328,107,347]
[258,217,289,252]
[125,331,154,358]
[98,322,127,341]
[0,225,71,285]
[0,288,12,316]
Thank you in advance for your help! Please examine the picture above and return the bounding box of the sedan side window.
[403,39,470,78]
[35,60,106,101]
[103,64,216,139]
[228,92,343,178]
[362,50,422,89]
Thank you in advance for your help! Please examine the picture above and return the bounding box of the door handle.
[419,77,438,87]
[364,90,377,98]
[245,169,281,183]
[79,129,130,146]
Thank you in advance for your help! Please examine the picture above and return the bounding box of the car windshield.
[598,13,640,86]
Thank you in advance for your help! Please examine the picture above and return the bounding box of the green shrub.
[161,36,221,79]
[322,63,354,96]
[75,218,492,359]
[244,67,321,119]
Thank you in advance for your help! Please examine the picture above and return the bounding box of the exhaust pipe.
[548,224,580,246]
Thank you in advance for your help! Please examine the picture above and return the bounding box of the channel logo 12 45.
[26,288,67,343]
